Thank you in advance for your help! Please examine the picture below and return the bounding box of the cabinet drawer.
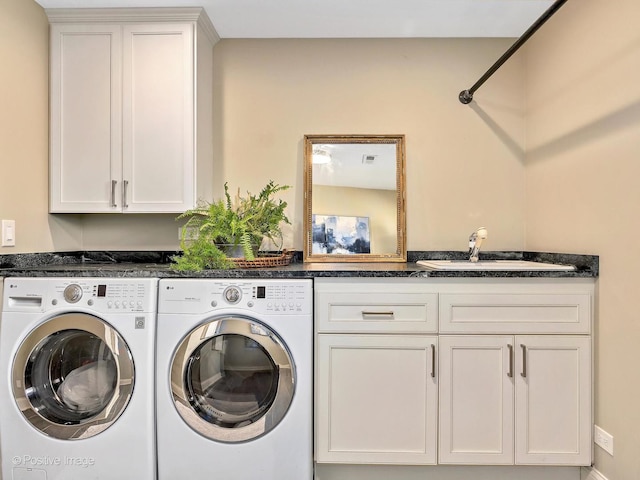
[316,292,438,333]
[439,293,591,334]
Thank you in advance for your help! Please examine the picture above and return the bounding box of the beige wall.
[524,0,640,478]
[0,0,82,254]
[213,38,527,253]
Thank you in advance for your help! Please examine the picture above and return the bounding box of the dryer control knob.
[223,286,241,304]
[63,284,83,303]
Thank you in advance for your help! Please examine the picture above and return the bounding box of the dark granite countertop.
[0,251,598,278]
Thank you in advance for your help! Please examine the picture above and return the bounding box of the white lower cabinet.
[438,335,515,464]
[514,335,592,465]
[316,334,438,464]
[314,278,594,469]
[438,335,591,465]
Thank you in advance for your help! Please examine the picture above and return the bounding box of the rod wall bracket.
[459,90,473,104]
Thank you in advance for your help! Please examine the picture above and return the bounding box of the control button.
[211,300,218,307]
[51,299,58,306]
[247,301,254,308]
[107,301,113,308]
[63,284,83,303]
[223,286,241,304]
[87,299,94,306]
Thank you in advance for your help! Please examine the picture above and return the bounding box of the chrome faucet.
[468,227,488,262]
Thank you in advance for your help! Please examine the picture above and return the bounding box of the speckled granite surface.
[0,251,598,278]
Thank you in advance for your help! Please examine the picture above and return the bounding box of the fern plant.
[172,181,290,271]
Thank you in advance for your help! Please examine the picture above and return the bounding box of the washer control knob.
[223,286,241,304]
[63,284,83,303]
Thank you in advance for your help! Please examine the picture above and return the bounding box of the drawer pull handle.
[507,344,514,378]
[521,344,527,378]
[361,311,395,319]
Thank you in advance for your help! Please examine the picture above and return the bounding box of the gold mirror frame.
[303,134,406,263]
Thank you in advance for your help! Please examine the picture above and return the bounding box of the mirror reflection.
[303,135,406,263]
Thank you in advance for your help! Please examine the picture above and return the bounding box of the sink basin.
[416,260,575,271]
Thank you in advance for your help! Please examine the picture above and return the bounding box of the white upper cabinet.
[48,8,218,213]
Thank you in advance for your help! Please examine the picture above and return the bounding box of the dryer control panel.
[158,279,313,316]
[3,278,158,313]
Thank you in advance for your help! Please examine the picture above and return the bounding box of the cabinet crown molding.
[46,7,220,45]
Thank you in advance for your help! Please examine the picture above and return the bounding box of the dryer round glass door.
[170,315,295,443]
[12,313,134,440]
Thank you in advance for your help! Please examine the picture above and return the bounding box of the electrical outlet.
[594,425,614,456]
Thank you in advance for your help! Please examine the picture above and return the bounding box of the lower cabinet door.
[438,335,592,466]
[316,334,438,464]
[438,335,515,464]
[515,335,592,465]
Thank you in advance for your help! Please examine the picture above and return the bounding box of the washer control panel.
[158,279,313,315]
[2,278,158,313]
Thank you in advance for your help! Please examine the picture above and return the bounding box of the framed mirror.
[303,134,406,263]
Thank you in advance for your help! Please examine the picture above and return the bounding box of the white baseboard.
[582,466,609,480]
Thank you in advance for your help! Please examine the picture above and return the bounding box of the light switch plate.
[1,219,15,247]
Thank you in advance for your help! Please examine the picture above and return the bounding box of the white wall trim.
[46,7,208,24]
[582,466,609,480]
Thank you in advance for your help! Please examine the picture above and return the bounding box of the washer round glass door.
[12,313,134,440]
[170,315,295,443]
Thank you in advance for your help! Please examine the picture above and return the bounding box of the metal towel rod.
[458,0,569,105]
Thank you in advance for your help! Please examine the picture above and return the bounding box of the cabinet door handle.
[122,180,129,208]
[520,344,527,378]
[111,180,117,207]
[430,344,436,378]
[507,344,514,378]
[361,311,394,318]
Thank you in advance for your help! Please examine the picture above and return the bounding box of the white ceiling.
[34,0,554,39]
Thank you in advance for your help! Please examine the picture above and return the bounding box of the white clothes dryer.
[0,277,158,480]
[156,279,313,480]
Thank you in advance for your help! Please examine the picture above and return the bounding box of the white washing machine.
[156,278,313,480]
[0,277,158,480]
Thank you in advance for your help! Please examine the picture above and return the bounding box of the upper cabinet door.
[49,24,123,213]
[121,24,195,213]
